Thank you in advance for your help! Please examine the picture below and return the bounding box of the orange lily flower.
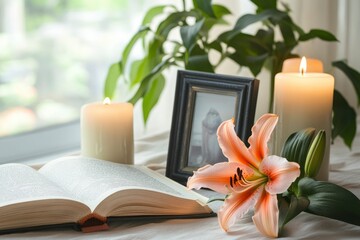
[187,114,300,238]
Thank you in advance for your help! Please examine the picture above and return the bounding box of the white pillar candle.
[81,98,134,164]
[273,57,334,180]
[282,57,323,73]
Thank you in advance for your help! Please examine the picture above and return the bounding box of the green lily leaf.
[332,90,356,148]
[180,18,205,51]
[104,61,122,99]
[278,195,309,231]
[281,128,316,177]
[142,74,165,123]
[299,29,338,42]
[332,60,360,106]
[304,130,326,178]
[298,177,360,226]
[193,0,216,18]
[212,4,231,19]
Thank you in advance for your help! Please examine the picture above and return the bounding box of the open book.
[0,156,213,234]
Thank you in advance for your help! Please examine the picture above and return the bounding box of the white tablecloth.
[2,127,360,239]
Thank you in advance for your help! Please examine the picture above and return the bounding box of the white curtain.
[135,0,360,138]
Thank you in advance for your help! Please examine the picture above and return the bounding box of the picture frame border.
[166,70,259,185]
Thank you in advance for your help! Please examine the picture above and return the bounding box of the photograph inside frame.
[188,91,236,168]
[166,70,259,185]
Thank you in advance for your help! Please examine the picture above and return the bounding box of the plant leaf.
[279,17,297,47]
[104,61,122,99]
[147,39,165,68]
[180,18,205,51]
[273,41,294,72]
[255,28,274,50]
[332,90,356,148]
[122,26,150,71]
[281,128,316,178]
[299,29,338,42]
[246,53,269,76]
[278,195,309,231]
[212,4,231,19]
[288,20,305,36]
[304,130,326,178]
[141,5,175,26]
[129,58,148,88]
[192,0,216,18]
[234,9,287,32]
[250,0,277,10]
[332,60,360,106]
[186,44,214,72]
[298,177,360,226]
[201,17,228,35]
[142,74,165,123]
[206,40,223,53]
[156,11,198,38]
[128,57,173,106]
[225,32,269,76]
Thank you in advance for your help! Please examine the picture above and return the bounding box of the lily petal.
[217,120,258,169]
[248,114,278,166]
[260,155,300,194]
[218,185,264,232]
[187,162,254,194]
[252,191,279,238]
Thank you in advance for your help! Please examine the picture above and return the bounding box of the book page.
[0,163,79,206]
[39,156,207,211]
[0,163,91,231]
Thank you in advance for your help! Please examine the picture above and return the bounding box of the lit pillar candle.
[81,98,134,164]
[273,57,334,180]
[282,57,323,73]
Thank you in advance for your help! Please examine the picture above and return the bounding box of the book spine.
[78,213,109,233]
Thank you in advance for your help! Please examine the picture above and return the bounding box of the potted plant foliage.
[104,0,360,148]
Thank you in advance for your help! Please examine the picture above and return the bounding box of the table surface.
[3,126,360,239]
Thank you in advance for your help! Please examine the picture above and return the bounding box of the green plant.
[104,0,360,148]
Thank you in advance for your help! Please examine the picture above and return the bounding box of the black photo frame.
[166,70,259,185]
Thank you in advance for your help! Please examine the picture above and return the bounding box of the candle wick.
[301,68,304,76]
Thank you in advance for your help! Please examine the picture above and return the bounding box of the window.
[0,0,148,163]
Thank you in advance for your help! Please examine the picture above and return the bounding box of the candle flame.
[103,97,111,105]
[300,56,307,75]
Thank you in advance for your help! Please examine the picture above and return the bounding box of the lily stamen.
[229,167,253,189]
